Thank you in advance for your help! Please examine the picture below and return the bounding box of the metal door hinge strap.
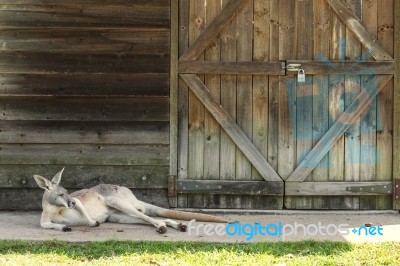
[395,180,400,201]
[346,184,392,194]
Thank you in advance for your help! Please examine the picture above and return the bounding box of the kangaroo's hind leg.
[107,213,186,232]
[104,196,168,233]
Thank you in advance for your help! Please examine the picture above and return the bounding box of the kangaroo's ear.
[51,167,65,185]
[33,175,53,190]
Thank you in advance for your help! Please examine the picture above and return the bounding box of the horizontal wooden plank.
[0,144,169,166]
[0,28,169,54]
[0,165,168,189]
[286,182,393,196]
[0,121,168,144]
[0,97,169,121]
[0,3,169,27]
[177,180,284,196]
[0,52,169,74]
[287,61,394,75]
[0,74,169,97]
[0,188,169,210]
[179,61,285,75]
[0,0,167,4]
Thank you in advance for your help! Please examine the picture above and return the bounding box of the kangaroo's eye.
[59,193,64,197]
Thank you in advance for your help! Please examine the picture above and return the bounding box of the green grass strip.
[0,240,399,265]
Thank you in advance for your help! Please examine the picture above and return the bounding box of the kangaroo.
[33,168,228,233]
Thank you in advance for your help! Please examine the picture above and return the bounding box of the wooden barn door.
[171,0,396,210]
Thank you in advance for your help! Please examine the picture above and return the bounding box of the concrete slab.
[0,211,399,243]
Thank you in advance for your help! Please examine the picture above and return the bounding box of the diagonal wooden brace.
[179,0,250,61]
[180,74,283,182]
[326,0,393,61]
[287,75,392,182]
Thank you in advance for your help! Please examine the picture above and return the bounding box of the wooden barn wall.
[177,0,394,209]
[0,0,171,209]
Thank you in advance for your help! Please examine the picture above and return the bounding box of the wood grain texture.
[0,52,169,74]
[0,28,169,54]
[179,61,284,75]
[180,74,282,183]
[169,0,179,207]
[375,0,393,210]
[219,0,238,208]
[0,74,169,96]
[177,0,190,208]
[178,180,283,196]
[327,0,393,61]
[287,75,392,182]
[0,165,169,189]
[359,0,378,210]
[0,121,168,144]
[179,0,250,61]
[286,181,392,196]
[312,0,330,209]
[393,0,400,209]
[0,144,169,166]
[0,97,169,122]
[0,3,169,27]
[186,0,206,208]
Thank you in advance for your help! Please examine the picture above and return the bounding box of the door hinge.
[346,184,392,194]
[394,180,400,202]
[168,175,177,197]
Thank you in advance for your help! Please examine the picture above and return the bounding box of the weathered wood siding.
[177,0,394,210]
[0,0,171,209]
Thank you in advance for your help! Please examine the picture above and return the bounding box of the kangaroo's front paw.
[157,226,167,234]
[62,226,72,232]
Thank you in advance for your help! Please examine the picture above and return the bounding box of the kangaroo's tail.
[144,203,228,223]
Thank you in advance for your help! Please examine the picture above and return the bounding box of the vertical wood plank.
[169,0,179,207]
[377,0,394,209]
[328,1,347,210]
[177,0,190,208]
[312,0,330,209]
[268,0,279,173]
[394,0,400,210]
[291,0,314,209]
[236,0,253,208]
[344,0,362,210]
[253,0,282,209]
[279,0,296,209]
[359,0,378,210]
[219,0,237,208]
[187,0,206,208]
[203,0,222,207]
[252,0,269,181]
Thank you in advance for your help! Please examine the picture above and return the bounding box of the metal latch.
[285,63,303,72]
[283,63,305,83]
[168,175,177,197]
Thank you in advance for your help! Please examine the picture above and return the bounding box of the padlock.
[298,68,305,83]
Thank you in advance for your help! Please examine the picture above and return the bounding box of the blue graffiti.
[286,39,382,167]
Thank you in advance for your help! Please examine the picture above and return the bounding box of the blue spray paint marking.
[286,39,382,167]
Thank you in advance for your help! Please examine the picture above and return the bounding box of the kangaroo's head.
[33,168,76,209]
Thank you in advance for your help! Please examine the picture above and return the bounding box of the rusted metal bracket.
[167,175,177,197]
[346,184,392,194]
[394,180,400,202]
